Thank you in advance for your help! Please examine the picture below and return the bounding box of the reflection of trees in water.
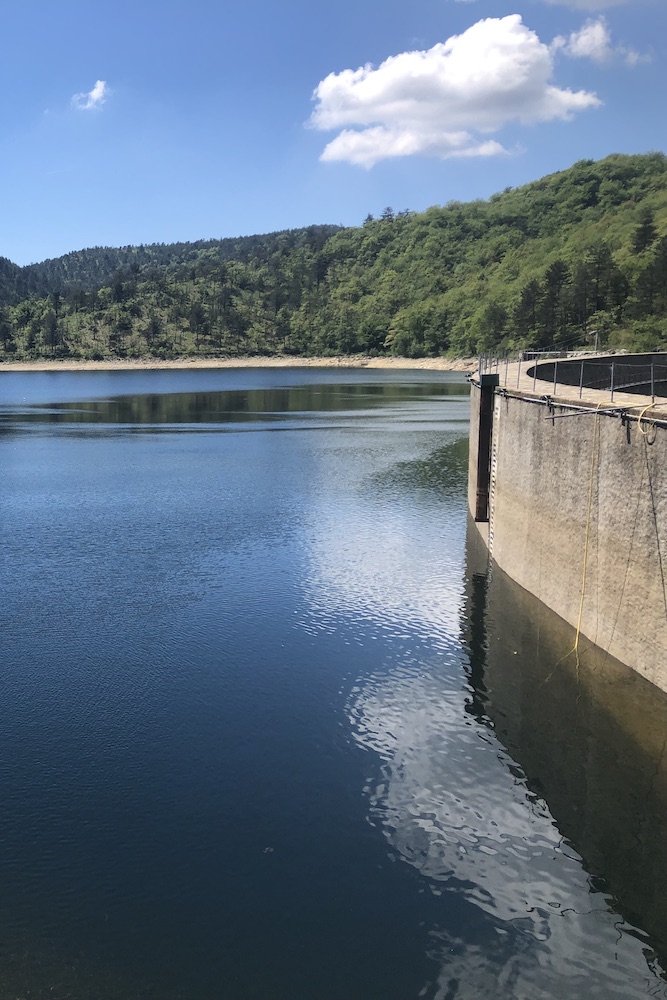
[3,381,468,427]
[366,438,469,503]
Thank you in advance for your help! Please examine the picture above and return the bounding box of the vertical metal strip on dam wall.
[468,379,667,691]
[468,373,498,523]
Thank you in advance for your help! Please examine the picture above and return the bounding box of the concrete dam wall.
[468,359,667,691]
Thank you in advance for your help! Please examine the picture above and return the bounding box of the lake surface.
[1,367,667,999]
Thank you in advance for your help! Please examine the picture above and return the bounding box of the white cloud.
[71,80,108,112]
[553,18,644,66]
[310,15,600,168]
[554,18,613,61]
[321,127,506,167]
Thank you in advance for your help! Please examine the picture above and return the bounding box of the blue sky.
[0,0,664,265]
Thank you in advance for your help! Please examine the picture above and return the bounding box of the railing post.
[579,359,584,400]
[533,363,537,394]
[553,360,558,396]
[610,362,615,403]
[516,356,521,389]
[651,362,655,403]
[504,354,509,387]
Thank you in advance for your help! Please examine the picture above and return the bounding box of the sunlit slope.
[1,153,665,360]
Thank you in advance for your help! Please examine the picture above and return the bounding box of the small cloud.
[71,79,108,111]
[553,18,645,66]
[622,48,650,67]
[309,15,600,168]
[553,18,613,62]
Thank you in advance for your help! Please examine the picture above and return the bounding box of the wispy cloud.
[542,0,629,8]
[454,0,630,6]
[71,79,108,112]
[553,18,644,66]
[309,15,600,168]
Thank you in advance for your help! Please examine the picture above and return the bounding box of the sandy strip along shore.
[0,355,476,374]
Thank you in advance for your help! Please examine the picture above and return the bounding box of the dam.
[468,353,667,691]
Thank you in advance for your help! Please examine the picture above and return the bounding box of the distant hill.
[1,153,666,360]
[18,226,342,298]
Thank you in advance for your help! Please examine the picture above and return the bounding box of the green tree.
[632,209,658,254]
[0,309,16,353]
[540,260,571,344]
[513,279,542,342]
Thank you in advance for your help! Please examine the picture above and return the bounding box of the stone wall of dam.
[468,360,667,691]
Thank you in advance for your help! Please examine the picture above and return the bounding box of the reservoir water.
[1,367,667,999]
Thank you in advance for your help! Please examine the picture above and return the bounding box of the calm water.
[1,367,666,999]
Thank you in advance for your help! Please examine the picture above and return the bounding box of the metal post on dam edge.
[472,373,499,523]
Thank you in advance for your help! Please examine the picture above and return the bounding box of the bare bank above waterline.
[0,355,476,375]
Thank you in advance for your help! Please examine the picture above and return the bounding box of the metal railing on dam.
[479,351,667,404]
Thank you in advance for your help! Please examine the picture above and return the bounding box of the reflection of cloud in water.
[298,429,469,644]
[301,500,466,643]
[348,662,667,999]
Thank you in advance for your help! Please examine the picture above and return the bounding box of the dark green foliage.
[1,153,667,360]
[632,209,658,254]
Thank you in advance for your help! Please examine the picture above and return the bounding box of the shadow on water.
[463,517,667,977]
[367,438,470,503]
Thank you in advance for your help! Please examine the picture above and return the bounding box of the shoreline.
[0,355,476,374]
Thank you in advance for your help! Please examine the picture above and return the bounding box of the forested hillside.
[1,152,666,361]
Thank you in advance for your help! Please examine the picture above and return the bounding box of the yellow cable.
[573,402,602,660]
[544,402,602,686]
[638,401,659,442]
[548,397,660,681]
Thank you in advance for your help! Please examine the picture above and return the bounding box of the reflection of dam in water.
[464,517,667,983]
[342,511,667,996]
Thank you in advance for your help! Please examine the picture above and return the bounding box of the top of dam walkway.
[473,352,667,422]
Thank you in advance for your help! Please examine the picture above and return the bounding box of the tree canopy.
[1,152,667,362]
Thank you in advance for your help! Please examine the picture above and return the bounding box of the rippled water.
[0,367,666,999]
